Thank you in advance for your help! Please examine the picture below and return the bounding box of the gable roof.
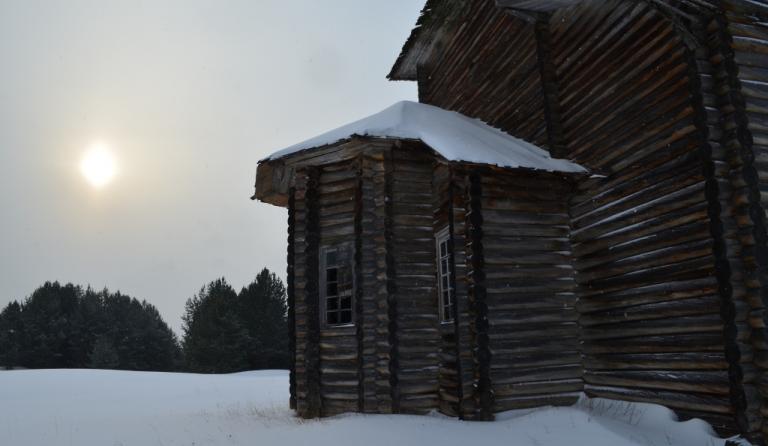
[262,100,586,173]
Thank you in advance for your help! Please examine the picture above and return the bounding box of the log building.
[253,0,768,443]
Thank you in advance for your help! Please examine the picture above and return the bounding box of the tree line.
[0,267,287,373]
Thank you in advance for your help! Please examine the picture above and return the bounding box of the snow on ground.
[0,369,744,446]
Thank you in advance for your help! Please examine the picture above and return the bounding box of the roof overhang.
[253,101,588,207]
[253,158,291,207]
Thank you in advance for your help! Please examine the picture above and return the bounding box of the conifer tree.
[182,279,251,373]
[88,335,119,369]
[0,301,23,369]
[0,282,181,371]
[181,270,288,373]
[238,268,288,369]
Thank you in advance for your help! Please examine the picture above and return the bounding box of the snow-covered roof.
[263,101,587,174]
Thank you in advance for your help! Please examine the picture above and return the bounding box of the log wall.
[281,0,768,440]
[389,145,441,413]
[418,0,549,147]
[432,165,478,418]
[316,160,359,416]
[450,172,477,419]
[708,1,768,440]
[289,141,444,417]
[432,163,462,416]
[293,167,321,418]
[288,189,297,410]
[549,0,736,432]
[464,171,493,420]
[466,168,582,415]
[359,146,392,413]
[690,15,753,437]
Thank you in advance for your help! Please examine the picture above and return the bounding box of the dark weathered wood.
[496,0,577,13]
[432,164,462,417]
[390,146,440,414]
[354,159,364,412]
[415,0,549,146]
[288,189,297,410]
[535,14,567,158]
[547,1,737,436]
[385,149,400,413]
[256,0,768,441]
[687,23,753,435]
[585,384,733,414]
[466,171,493,420]
[303,167,322,418]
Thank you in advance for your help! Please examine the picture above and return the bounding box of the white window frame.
[435,227,455,323]
[319,244,355,327]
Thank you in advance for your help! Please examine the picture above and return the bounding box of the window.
[435,227,454,323]
[320,245,354,326]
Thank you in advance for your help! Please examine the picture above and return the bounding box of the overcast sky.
[0,0,420,333]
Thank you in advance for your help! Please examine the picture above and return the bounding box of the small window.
[320,245,354,326]
[435,227,454,323]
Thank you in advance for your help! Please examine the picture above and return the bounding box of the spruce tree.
[0,282,181,371]
[182,279,251,373]
[238,268,288,369]
[0,301,23,369]
[88,335,119,369]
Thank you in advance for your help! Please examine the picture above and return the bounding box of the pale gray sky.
[0,0,419,333]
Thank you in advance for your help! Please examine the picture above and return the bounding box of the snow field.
[0,369,746,446]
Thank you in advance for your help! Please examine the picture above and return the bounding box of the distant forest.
[0,268,288,373]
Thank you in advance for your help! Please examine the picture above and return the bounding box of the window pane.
[339,270,351,286]
[436,229,455,322]
[323,245,355,326]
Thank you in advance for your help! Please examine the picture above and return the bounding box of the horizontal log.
[584,385,733,414]
[489,310,578,326]
[579,295,723,326]
[493,379,583,397]
[583,370,731,395]
[493,393,581,412]
[584,352,728,371]
[490,352,581,369]
[580,314,724,340]
[576,277,717,312]
[492,365,583,384]
[583,333,726,354]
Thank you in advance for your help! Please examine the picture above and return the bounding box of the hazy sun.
[80,143,117,188]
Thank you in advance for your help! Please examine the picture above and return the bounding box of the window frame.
[319,243,355,328]
[435,226,455,324]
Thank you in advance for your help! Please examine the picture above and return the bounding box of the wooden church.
[253,0,768,443]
